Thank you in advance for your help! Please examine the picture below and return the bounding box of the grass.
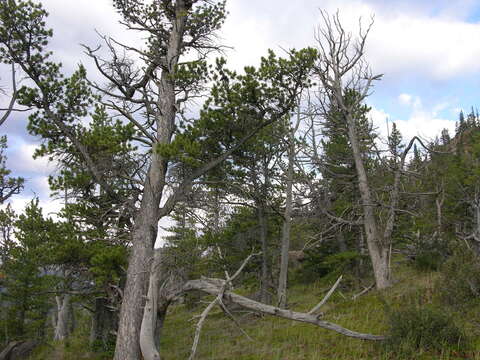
[29,260,480,359]
[160,262,480,360]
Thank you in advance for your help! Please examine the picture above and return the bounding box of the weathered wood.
[54,294,71,341]
[278,109,301,308]
[0,341,22,360]
[183,278,386,341]
[308,275,343,314]
[140,250,162,360]
[188,253,260,360]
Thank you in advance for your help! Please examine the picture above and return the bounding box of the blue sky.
[2,0,480,216]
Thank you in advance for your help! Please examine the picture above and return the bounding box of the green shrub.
[411,237,449,271]
[413,249,444,271]
[436,245,480,309]
[299,243,365,283]
[385,305,468,357]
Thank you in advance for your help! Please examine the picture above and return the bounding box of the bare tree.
[0,64,25,204]
[312,12,434,289]
[312,11,393,288]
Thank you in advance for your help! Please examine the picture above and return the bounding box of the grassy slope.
[160,264,480,360]
[29,262,480,359]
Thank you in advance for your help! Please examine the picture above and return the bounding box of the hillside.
[28,258,480,360]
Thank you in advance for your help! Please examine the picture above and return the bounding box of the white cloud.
[3,195,62,219]
[10,144,57,174]
[398,93,413,106]
[367,14,480,80]
[397,93,422,109]
[370,96,456,143]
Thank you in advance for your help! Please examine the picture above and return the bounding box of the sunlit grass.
[160,262,480,360]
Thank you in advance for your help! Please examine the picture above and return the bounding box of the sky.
[2,0,480,221]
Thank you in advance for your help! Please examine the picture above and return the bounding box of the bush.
[411,237,449,271]
[385,305,468,357]
[413,249,444,271]
[435,246,480,309]
[298,242,366,283]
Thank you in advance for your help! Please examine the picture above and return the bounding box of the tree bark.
[139,251,161,360]
[346,114,390,289]
[54,294,71,341]
[113,2,188,358]
[114,162,162,359]
[258,204,270,304]
[277,121,295,308]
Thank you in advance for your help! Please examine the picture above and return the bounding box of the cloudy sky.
[2,0,480,217]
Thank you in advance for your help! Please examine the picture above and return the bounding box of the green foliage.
[385,305,468,357]
[436,246,480,309]
[0,200,55,341]
[411,237,450,272]
[300,242,365,283]
[158,48,316,169]
[413,250,444,272]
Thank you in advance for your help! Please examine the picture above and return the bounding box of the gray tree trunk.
[114,179,161,359]
[113,2,187,358]
[139,251,161,360]
[346,114,390,289]
[277,120,296,308]
[54,294,71,341]
[183,278,385,341]
[258,205,270,304]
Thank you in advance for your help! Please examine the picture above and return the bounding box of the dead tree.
[53,294,71,341]
[313,12,390,288]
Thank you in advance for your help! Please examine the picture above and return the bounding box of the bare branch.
[308,275,343,315]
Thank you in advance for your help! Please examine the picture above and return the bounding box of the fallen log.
[183,277,386,341]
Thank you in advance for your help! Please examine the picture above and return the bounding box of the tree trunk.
[346,114,390,289]
[154,301,169,351]
[113,171,162,359]
[258,204,270,304]
[114,2,188,358]
[54,294,71,341]
[277,126,295,308]
[139,250,161,360]
[337,232,348,252]
[183,278,385,341]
